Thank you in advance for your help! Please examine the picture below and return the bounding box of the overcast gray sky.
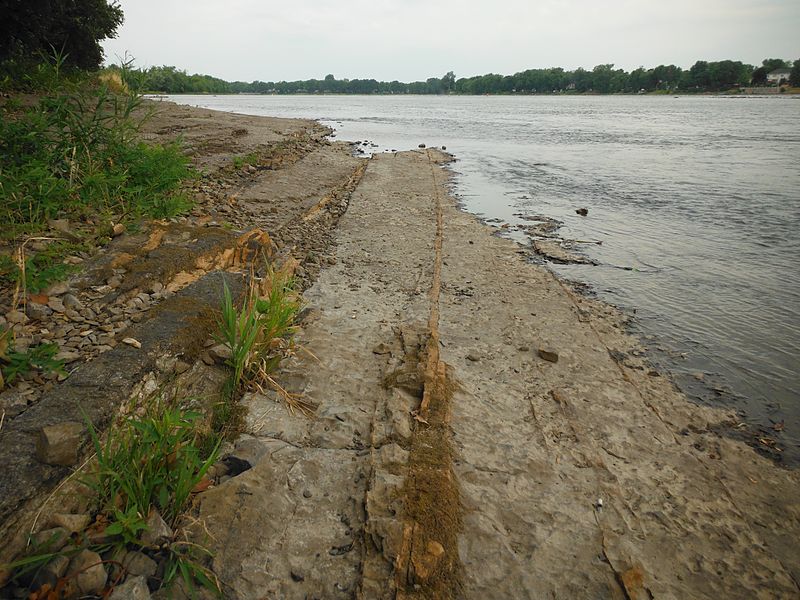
[102,0,799,81]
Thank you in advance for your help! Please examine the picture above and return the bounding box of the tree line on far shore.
[114,59,800,96]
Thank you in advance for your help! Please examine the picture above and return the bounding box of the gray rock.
[62,294,84,310]
[140,509,173,547]
[538,347,559,363]
[5,310,28,325]
[207,344,232,364]
[67,549,107,596]
[35,422,84,466]
[25,302,51,321]
[109,575,151,600]
[31,554,69,590]
[56,350,81,364]
[48,513,91,534]
[0,391,29,419]
[32,527,70,551]
[47,297,66,313]
[122,551,158,578]
[46,282,70,296]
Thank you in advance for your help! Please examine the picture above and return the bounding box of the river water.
[167,94,800,462]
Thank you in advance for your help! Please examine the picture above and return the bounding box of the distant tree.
[751,66,768,85]
[441,71,456,93]
[761,58,789,72]
[0,0,123,70]
[790,60,800,87]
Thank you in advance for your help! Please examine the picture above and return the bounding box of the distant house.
[767,68,791,84]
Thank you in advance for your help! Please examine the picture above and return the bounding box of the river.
[166,93,800,463]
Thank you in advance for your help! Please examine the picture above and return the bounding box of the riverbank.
[1,102,798,598]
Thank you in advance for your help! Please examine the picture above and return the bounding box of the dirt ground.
[2,102,798,599]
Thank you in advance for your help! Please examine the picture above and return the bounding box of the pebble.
[6,310,28,324]
[47,298,66,313]
[122,337,142,349]
[46,282,70,296]
[67,549,107,595]
[109,575,150,599]
[49,513,91,533]
[62,293,83,309]
[140,509,173,547]
[35,422,84,466]
[538,347,559,363]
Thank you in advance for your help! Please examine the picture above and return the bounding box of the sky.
[102,0,800,82]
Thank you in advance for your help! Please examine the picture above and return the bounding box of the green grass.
[0,327,65,389]
[3,399,222,596]
[0,57,195,295]
[214,267,305,424]
[231,152,259,170]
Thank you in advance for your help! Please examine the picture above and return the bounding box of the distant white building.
[767,68,791,84]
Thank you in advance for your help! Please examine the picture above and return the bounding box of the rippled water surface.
[169,94,800,460]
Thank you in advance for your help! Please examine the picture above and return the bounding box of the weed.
[86,404,218,531]
[231,152,259,170]
[0,340,65,389]
[214,266,309,418]
[82,401,221,595]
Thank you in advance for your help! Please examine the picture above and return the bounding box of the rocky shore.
[1,102,798,599]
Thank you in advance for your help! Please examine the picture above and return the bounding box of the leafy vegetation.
[215,267,307,424]
[0,327,65,390]
[0,56,194,295]
[0,0,123,74]
[86,404,218,539]
[0,68,192,235]
[5,402,221,596]
[231,152,260,170]
[118,57,798,96]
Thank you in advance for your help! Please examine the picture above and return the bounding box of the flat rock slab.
[436,165,800,598]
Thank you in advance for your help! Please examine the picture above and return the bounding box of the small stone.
[108,276,123,288]
[62,293,83,310]
[109,575,151,600]
[6,310,27,324]
[372,343,392,355]
[32,527,70,551]
[48,513,91,533]
[140,509,173,547]
[207,343,231,364]
[47,297,66,313]
[31,554,70,590]
[122,551,158,578]
[67,549,107,596]
[538,347,559,363]
[25,303,51,321]
[112,223,126,237]
[517,345,530,352]
[149,281,164,294]
[302,490,312,498]
[465,353,480,362]
[46,282,70,296]
[56,350,81,364]
[36,422,84,466]
[0,391,29,418]
[174,360,191,374]
[290,571,305,582]
[122,337,142,349]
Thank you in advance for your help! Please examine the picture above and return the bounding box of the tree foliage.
[790,60,800,87]
[118,57,794,96]
[0,0,123,70]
